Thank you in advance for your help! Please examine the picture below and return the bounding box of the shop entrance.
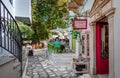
[96,22,109,74]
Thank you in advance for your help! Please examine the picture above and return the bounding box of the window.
[101,25,109,59]
[86,34,89,56]
[82,35,85,53]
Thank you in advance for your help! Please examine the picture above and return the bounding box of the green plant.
[71,30,80,39]
[31,0,69,41]
[51,32,58,35]
[17,21,34,40]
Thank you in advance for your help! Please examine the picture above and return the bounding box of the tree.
[32,0,69,41]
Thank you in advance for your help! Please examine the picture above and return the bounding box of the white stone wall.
[81,17,91,57]
[78,0,94,73]
[89,26,94,74]
[108,12,114,78]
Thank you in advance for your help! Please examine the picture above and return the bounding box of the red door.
[96,22,109,74]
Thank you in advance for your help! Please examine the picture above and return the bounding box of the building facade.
[15,0,31,24]
[89,0,120,78]
[0,0,31,78]
[1,0,31,23]
[76,0,94,75]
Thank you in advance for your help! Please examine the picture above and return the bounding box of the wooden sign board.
[72,18,87,30]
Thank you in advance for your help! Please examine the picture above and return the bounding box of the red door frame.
[96,22,109,74]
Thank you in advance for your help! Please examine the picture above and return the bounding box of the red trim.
[72,18,87,30]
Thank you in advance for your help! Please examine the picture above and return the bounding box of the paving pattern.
[23,48,91,78]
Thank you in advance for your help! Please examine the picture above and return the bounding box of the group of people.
[49,37,69,52]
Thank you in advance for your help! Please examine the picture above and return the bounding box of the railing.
[0,0,22,73]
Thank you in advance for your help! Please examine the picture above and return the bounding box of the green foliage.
[17,21,34,40]
[48,42,62,53]
[32,0,69,41]
[51,32,58,35]
[31,21,49,41]
[48,42,54,53]
[71,30,80,39]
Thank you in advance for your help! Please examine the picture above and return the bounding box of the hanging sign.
[72,18,87,30]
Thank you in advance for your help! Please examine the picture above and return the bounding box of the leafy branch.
[70,30,80,39]
[17,21,34,40]
[31,0,69,41]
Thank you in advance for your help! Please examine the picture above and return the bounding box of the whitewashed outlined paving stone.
[23,49,91,78]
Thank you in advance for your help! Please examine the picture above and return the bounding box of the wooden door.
[96,22,109,74]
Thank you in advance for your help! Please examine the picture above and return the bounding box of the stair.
[0,56,21,78]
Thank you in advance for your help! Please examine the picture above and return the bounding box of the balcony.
[15,0,31,24]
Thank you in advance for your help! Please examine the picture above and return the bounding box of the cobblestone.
[23,48,91,78]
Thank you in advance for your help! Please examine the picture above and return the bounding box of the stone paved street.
[23,48,91,78]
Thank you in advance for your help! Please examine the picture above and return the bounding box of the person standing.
[53,38,60,52]
[60,39,66,52]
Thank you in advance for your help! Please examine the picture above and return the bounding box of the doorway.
[96,22,109,74]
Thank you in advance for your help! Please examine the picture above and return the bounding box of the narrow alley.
[23,48,91,78]
[1,0,120,78]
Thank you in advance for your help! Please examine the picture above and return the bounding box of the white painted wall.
[15,0,31,20]
[78,0,94,74]
[1,0,15,17]
[1,0,31,21]
[81,17,91,56]
[69,11,75,16]
[113,0,120,78]
[108,12,114,78]
[79,0,94,13]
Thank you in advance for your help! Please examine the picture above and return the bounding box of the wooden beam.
[74,0,83,6]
